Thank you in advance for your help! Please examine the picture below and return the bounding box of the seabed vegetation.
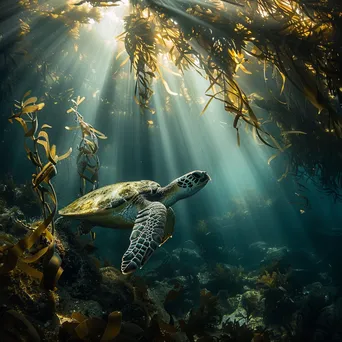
[1,0,342,341]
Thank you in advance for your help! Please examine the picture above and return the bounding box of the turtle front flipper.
[160,207,175,246]
[121,202,167,275]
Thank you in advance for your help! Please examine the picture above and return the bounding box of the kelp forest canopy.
[1,0,342,197]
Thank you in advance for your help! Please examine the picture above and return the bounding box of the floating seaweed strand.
[0,91,72,291]
[66,96,107,196]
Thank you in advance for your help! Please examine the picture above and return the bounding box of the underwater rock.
[0,268,60,340]
[173,247,203,272]
[313,302,342,342]
[295,294,342,342]
[59,288,103,318]
[221,307,247,326]
[139,247,171,274]
[226,294,242,314]
[147,283,173,323]
[148,275,201,319]
[98,266,135,312]
[182,239,200,252]
[198,271,211,288]
[247,241,268,261]
[290,268,322,289]
[0,177,40,217]
[204,263,245,295]
[303,282,331,306]
[55,220,101,299]
[263,287,296,325]
[115,322,145,341]
[0,205,26,236]
[241,290,264,315]
[156,253,181,279]
[121,301,149,329]
[0,269,56,321]
[221,291,265,331]
[261,246,290,264]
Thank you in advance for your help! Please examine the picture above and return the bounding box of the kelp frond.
[0,91,71,291]
[66,96,107,195]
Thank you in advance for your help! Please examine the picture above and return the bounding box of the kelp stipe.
[66,96,107,196]
[0,91,72,291]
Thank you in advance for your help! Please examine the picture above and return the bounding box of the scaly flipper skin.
[121,202,167,274]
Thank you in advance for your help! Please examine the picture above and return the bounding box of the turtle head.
[160,170,210,207]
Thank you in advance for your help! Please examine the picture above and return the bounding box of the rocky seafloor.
[1,179,342,341]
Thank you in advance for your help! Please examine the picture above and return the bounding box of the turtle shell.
[59,180,160,218]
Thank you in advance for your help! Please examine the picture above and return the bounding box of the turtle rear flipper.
[77,220,94,236]
[121,202,167,275]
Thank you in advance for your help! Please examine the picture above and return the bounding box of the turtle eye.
[152,188,158,194]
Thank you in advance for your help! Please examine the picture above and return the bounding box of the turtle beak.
[199,171,211,183]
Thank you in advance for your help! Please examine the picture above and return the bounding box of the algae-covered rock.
[220,290,265,332]
[98,266,135,312]
[55,220,101,299]
[147,282,174,323]
[262,246,289,264]
[0,268,60,341]
[173,247,204,273]
[226,294,242,314]
[59,289,103,318]
[241,290,264,315]
[122,301,149,329]
[198,271,211,288]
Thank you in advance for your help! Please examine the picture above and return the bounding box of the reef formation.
[1,185,342,341]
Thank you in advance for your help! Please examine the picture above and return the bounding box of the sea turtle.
[59,170,210,274]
